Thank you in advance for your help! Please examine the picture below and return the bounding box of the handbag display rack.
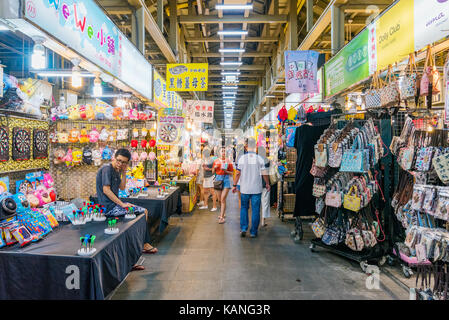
[310,112,393,273]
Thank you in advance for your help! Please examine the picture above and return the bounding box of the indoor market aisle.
[111,193,412,300]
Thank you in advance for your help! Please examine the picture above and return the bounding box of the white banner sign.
[185,100,214,123]
[414,0,449,51]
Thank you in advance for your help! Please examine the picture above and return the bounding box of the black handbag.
[213,179,224,191]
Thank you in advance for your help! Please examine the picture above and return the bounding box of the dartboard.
[33,129,48,159]
[159,123,178,143]
[18,180,33,194]
[12,127,31,161]
[0,126,9,162]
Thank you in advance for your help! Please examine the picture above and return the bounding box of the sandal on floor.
[131,265,145,271]
[142,247,158,254]
[218,218,226,224]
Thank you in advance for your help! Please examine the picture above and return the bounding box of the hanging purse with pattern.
[340,133,369,173]
[328,141,343,168]
[379,65,400,108]
[344,186,362,212]
[312,178,326,197]
[433,153,449,185]
[314,143,328,168]
[365,71,382,108]
[312,207,327,239]
[322,210,346,246]
[315,197,325,214]
[421,45,441,97]
[310,160,327,177]
[345,220,365,251]
[325,185,342,208]
[400,53,418,101]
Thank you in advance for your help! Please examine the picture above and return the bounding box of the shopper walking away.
[195,155,205,207]
[257,146,271,228]
[199,148,218,211]
[232,138,270,238]
[235,143,245,209]
[210,149,219,211]
[96,148,157,271]
[212,147,234,224]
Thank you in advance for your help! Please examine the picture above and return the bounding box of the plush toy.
[132,163,145,179]
[108,129,116,142]
[99,127,109,142]
[82,147,93,165]
[35,182,52,206]
[129,109,138,120]
[131,151,139,166]
[26,192,40,208]
[43,173,57,202]
[72,148,83,165]
[63,148,73,167]
[18,78,36,97]
[95,104,106,120]
[85,104,95,120]
[53,147,66,165]
[102,146,112,160]
[149,129,156,137]
[58,104,68,120]
[11,192,30,213]
[79,105,87,120]
[141,128,148,137]
[116,129,128,141]
[113,107,123,120]
[105,106,114,120]
[89,127,100,143]
[131,139,138,148]
[79,127,89,143]
[140,152,148,162]
[138,112,148,121]
[148,152,156,161]
[57,130,69,144]
[16,87,43,118]
[141,140,148,148]
[49,129,57,143]
[68,104,81,120]
[68,128,80,143]
[92,149,102,166]
[149,139,156,147]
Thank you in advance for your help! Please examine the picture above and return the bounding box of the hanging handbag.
[344,186,362,212]
[345,219,365,252]
[421,45,441,97]
[433,153,449,185]
[400,53,419,101]
[379,65,400,107]
[312,178,326,197]
[365,71,382,108]
[312,207,327,239]
[285,126,296,148]
[325,185,342,208]
[340,133,369,173]
[328,142,344,168]
[314,143,328,168]
[321,211,346,246]
[315,197,325,214]
[310,160,327,177]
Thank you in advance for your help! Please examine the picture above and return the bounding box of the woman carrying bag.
[213,147,234,224]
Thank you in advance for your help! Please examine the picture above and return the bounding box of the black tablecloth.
[0,215,146,300]
[91,186,181,242]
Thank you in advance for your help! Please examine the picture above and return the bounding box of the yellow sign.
[166,63,208,91]
[375,0,414,71]
[153,70,183,109]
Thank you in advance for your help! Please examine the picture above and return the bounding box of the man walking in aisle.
[232,138,270,238]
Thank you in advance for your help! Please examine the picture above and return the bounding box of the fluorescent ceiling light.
[216,4,253,10]
[220,61,243,66]
[35,70,95,77]
[221,72,241,76]
[218,30,248,36]
[219,48,246,53]
[222,86,238,90]
[265,95,276,98]
[221,80,239,83]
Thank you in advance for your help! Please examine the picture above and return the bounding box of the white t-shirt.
[237,152,268,194]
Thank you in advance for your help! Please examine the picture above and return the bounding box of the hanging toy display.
[104,217,119,235]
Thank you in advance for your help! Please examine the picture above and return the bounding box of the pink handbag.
[420,45,440,96]
[325,187,342,208]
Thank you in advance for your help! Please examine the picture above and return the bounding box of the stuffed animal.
[138,112,148,121]
[107,129,116,142]
[63,148,73,167]
[57,130,69,144]
[72,148,83,165]
[79,105,87,120]
[129,109,138,120]
[35,182,52,206]
[53,147,66,165]
[140,152,148,162]
[58,104,68,120]
[113,107,123,120]
[26,192,40,208]
[99,127,109,142]
[82,147,93,165]
[89,127,100,143]
[16,87,43,118]
[95,104,106,120]
[116,129,128,141]
[68,104,81,120]
[105,106,114,120]
[92,149,102,166]
[102,146,112,160]
[68,128,80,143]
[131,151,139,166]
[132,163,145,179]
[85,104,95,120]
[11,192,30,213]
[79,127,89,143]
[43,173,57,202]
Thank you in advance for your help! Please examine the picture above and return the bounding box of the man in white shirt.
[232,138,270,238]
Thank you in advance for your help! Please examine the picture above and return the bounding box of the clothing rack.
[309,111,395,272]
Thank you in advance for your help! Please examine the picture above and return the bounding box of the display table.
[0,215,146,300]
[92,186,181,242]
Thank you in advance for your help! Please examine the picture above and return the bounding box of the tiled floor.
[111,193,413,300]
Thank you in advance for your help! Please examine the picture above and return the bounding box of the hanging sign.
[157,108,184,146]
[374,0,414,71]
[153,70,183,109]
[185,100,214,124]
[25,0,121,77]
[166,63,208,91]
[284,50,319,93]
[324,29,369,98]
[414,0,449,51]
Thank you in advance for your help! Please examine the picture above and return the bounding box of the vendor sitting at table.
[96,148,158,270]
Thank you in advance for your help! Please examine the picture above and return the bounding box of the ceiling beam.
[209,65,266,71]
[209,81,259,86]
[184,37,279,43]
[191,52,272,58]
[101,6,132,14]
[179,14,288,24]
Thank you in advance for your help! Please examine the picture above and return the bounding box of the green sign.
[324,29,369,98]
